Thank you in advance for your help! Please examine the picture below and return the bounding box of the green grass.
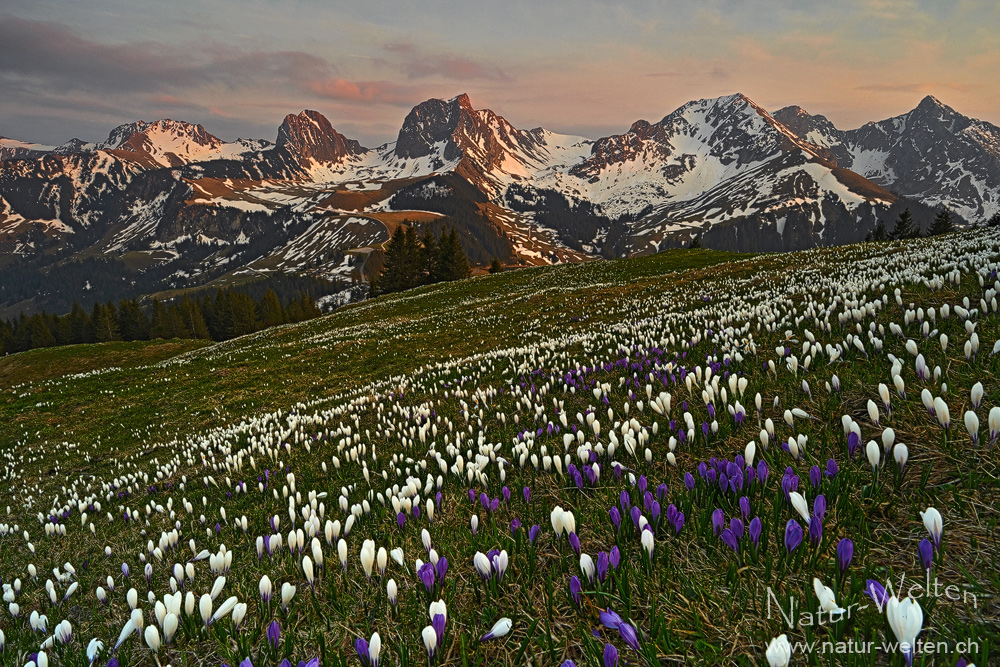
[0,248,741,479]
[2,237,999,667]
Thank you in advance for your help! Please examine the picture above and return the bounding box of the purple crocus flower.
[630,506,642,529]
[684,473,695,491]
[570,576,582,606]
[837,538,853,573]
[528,525,540,545]
[918,538,934,571]
[720,528,739,552]
[511,519,522,534]
[603,643,619,667]
[809,516,823,545]
[781,472,798,500]
[847,431,861,457]
[396,512,406,530]
[739,496,750,519]
[523,487,531,503]
[619,490,630,514]
[267,620,280,649]
[121,563,130,579]
[240,659,252,667]
[730,518,744,540]
[826,458,839,477]
[597,552,609,582]
[618,622,641,652]
[813,495,827,520]
[568,532,581,555]
[864,580,889,609]
[712,509,725,536]
[609,546,620,570]
[672,512,685,535]
[599,608,623,629]
[419,562,436,595]
[609,507,621,531]
[756,459,769,485]
[749,517,762,549]
[810,466,822,488]
[436,556,448,582]
[433,612,446,644]
[785,519,803,553]
[355,638,370,667]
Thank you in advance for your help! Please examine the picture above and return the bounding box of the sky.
[2,0,998,147]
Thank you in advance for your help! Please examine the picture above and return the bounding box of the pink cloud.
[305,79,418,105]
[384,42,509,81]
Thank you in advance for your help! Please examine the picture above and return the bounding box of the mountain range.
[1,92,997,315]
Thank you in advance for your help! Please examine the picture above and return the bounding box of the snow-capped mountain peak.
[276,110,366,166]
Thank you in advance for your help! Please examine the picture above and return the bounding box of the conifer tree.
[420,228,439,284]
[889,208,919,240]
[866,219,888,242]
[258,289,286,328]
[68,302,94,344]
[118,299,150,341]
[29,314,57,348]
[179,296,210,339]
[926,207,956,236]
[92,302,120,342]
[149,299,175,339]
[380,226,409,294]
[436,228,470,281]
[399,226,422,288]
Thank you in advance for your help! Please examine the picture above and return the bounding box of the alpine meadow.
[2,1,1000,666]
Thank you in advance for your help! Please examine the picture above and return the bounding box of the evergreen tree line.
[0,288,321,355]
[387,175,516,265]
[370,225,471,296]
[866,207,956,242]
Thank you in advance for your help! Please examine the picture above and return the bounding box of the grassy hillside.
[0,249,740,477]
[1,235,998,667]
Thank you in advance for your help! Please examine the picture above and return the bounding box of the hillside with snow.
[0,92,995,313]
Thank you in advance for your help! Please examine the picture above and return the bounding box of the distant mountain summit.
[0,91,995,314]
[773,95,1000,221]
[277,110,365,166]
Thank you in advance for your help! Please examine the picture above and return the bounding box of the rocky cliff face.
[277,110,366,165]
[0,92,990,313]
[774,96,1000,222]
